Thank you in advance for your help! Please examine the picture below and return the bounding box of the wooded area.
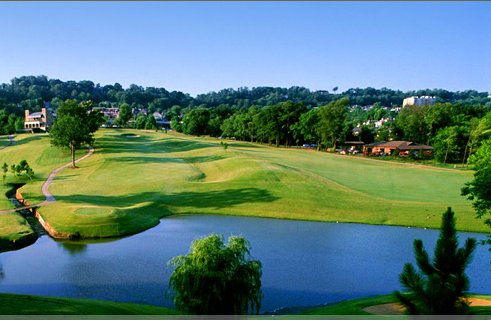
[1,75,490,164]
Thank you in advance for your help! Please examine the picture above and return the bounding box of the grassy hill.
[0,133,82,248]
[0,129,485,241]
[0,293,177,315]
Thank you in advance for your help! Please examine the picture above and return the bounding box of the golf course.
[0,128,485,244]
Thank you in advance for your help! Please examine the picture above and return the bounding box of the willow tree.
[50,100,103,168]
[394,208,476,315]
[167,233,262,314]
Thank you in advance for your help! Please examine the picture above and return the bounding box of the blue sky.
[0,2,489,96]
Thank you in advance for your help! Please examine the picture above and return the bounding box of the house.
[24,108,54,132]
[93,107,120,125]
[153,112,171,128]
[363,141,433,156]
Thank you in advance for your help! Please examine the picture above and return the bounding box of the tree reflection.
[58,242,87,255]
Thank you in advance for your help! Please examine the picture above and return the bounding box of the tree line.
[1,75,490,135]
[173,98,491,164]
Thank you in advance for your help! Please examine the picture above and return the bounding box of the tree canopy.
[167,233,262,315]
[50,100,103,167]
[462,139,491,228]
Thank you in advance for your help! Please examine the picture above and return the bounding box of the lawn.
[0,293,177,315]
[0,133,79,247]
[0,129,485,241]
[302,294,491,315]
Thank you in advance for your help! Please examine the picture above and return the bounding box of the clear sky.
[0,2,489,96]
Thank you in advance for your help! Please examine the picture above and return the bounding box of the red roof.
[366,141,433,150]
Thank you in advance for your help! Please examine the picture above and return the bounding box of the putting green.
[0,129,485,240]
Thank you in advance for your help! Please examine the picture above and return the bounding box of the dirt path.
[364,298,491,315]
[0,146,94,214]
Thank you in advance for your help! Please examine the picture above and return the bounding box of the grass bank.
[302,294,491,315]
[0,293,177,315]
[0,213,37,252]
[0,133,82,248]
[0,129,486,241]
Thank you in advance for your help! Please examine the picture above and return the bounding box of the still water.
[0,214,489,312]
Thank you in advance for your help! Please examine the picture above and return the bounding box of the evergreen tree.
[394,207,476,314]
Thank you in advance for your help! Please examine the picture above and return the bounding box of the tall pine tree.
[394,207,476,314]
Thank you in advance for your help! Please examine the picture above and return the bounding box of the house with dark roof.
[24,108,54,132]
[363,140,433,156]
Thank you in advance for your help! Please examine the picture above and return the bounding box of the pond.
[0,214,489,313]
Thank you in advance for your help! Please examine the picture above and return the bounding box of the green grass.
[0,133,79,246]
[0,129,486,240]
[0,293,177,315]
[302,294,491,315]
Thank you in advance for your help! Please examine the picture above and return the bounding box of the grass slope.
[0,129,485,240]
[0,133,80,247]
[0,293,177,315]
[302,294,491,315]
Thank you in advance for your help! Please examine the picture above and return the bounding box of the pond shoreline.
[1,214,489,312]
[0,184,38,252]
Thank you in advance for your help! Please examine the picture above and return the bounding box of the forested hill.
[1,75,490,113]
[1,75,490,135]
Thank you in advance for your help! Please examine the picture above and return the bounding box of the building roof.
[365,140,433,150]
[27,112,43,118]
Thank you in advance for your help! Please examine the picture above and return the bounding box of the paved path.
[364,297,491,315]
[0,146,94,214]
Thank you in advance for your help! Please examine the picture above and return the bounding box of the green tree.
[133,114,147,129]
[1,162,7,181]
[145,115,157,130]
[166,105,182,121]
[15,160,34,180]
[393,105,426,143]
[168,233,262,315]
[291,108,321,148]
[462,113,491,166]
[170,117,183,132]
[433,126,460,163]
[182,108,211,136]
[50,100,99,168]
[14,117,24,131]
[461,139,491,229]
[254,105,283,146]
[394,207,476,315]
[117,103,132,127]
[422,103,453,145]
[278,101,307,147]
[318,98,349,150]
[220,140,229,151]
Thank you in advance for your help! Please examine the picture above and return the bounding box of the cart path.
[0,146,94,214]
[364,297,491,315]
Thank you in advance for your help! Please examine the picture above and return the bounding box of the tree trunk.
[444,144,449,164]
[71,144,76,168]
[462,136,472,167]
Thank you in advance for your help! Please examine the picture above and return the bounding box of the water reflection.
[57,242,87,256]
[0,215,489,312]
